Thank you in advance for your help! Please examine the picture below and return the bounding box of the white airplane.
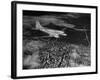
[33,20,67,38]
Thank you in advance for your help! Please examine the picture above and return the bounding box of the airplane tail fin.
[35,20,44,30]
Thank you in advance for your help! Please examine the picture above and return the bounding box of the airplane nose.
[63,33,67,36]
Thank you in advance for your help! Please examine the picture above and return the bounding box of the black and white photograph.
[23,11,91,69]
[11,1,97,79]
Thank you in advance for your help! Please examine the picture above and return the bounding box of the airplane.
[32,20,67,38]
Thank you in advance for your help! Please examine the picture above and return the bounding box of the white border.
[17,3,96,77]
